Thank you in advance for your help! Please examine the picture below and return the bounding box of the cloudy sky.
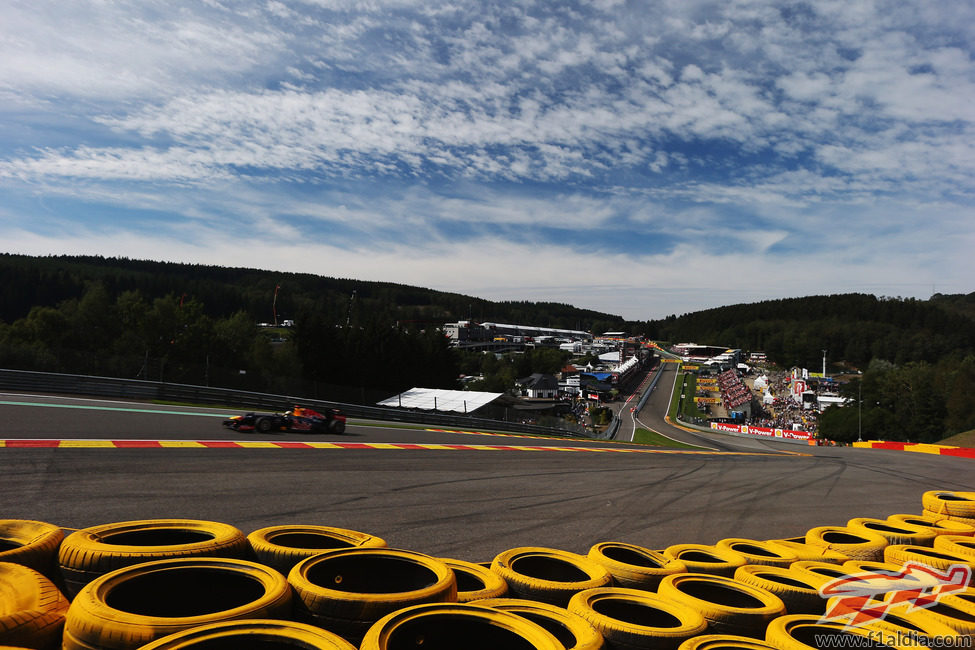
[1,0,973,320]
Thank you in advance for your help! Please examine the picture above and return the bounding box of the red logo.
[819,562,971,627]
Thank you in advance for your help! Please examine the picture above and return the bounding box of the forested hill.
[638,293,975,370]
[0,254,624,332]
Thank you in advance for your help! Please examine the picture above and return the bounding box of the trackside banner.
[710,422,812,440]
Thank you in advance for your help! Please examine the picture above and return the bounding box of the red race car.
[223,405,346,434]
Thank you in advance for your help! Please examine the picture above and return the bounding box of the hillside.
[0,254,624,332]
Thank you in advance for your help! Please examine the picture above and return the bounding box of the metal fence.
[0,368,592,438]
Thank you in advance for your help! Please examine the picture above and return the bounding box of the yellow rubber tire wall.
[58,519,247,597]
[490,547,612,606]
[663,545,747,578]
[440,557,508,603]
[587,541,687,590]
[568,587,707,650]
[732,565,828,615]
[715,539,796,568]
[62,557,292,650]
[0,561,69,650]
[358,602,565,650]
[657,573,785,637]
[0,520,65,579]
[477,597,605,650]
[246,524,387,574]
[804,526,887,562]
[288,547,456,645]
[137,619,357,649]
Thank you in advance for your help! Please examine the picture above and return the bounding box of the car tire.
[568,586,708,650]
[587,541,687,590]
[715,539,797,568]
[922,491,975,519]
[288,547,457,645]
[247,525,387,575]
[804,526,887,562]
[440,558,508,603]
[933,534,975,559]
[329,419,346,434]
[58,519,248,597]
[491,547,613,607]
[847,517,937,547]
[662,544,748,578]
[62,557,292,650]
[0,520,65,579]
[359,602,565,650]
[136,619,357,649]
[733,565,828,615]
[255,417,274,434]
[888,513,975,537]
[657,573,785,637]
[476,597,604,650]
[0,561,70,650]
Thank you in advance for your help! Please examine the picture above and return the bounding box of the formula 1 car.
[222,405,346,434]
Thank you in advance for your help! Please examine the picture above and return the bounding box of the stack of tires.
[1,489,975,649]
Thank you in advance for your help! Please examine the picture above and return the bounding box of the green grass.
[632,428,709,449]
[938,429,975,448]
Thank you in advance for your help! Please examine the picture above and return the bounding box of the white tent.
[378,388,502,414]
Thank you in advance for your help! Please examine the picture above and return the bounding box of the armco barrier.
[853,440,975,459]
[0,368,591,438]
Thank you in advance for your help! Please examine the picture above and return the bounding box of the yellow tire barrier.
[679,633,779,650]
[841,560,909,576]
[0,520,65,580]
[58,519,248,597]
[246,525,387,574]
[0,561,69,650]
[715,539,796,568]
[883,544,975,579]
[358,602,565,650]
[477,597,605,650]
[888,513,975,537]
[934,534,975,560]
[663,544,747,578]
[776,561,848,589]
[137,619,357,649]
[491,547,612,606]
[733,565,828,615]
[925,510,975,529]
[765,614,914,650]
[764,539,848,564]
[441,557,508,603]
[658,573,785,637]
[568,587,707,650]
[887,588,975,645]
[288,547,456,645]
[922,491,975,519]
[824,596,965,646]
[847,517,937,547]
[62,557,292,650]
[804,526,887,562]
[587,541,687,590]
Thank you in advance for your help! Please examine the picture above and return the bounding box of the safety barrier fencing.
[0,368,593,439]
[853,439,975,459]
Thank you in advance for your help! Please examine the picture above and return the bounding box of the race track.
[1,391,971,562]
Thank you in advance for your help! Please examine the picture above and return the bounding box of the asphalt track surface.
[1,373,972,563]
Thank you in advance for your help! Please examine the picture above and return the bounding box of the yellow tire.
[889,513,975,537]
[491,547,612,606]
[841,560,908,576]
[804,526,887,562]
[887,588,975,645]
[568,587,707,650]
[0,520,65,579]
[680,633,779,650]
[716,539,796,568]
[0,562,69,650]
[663,544,747,578]
[733,565,828,615]
[847,518,938,546]
[787,561,849,585]
[764,539,848,564]
[587,541,686,590]
[246,525,386,574]
[883,543,975,578]
[137,619,357,649]
[62,557,292,650]
[359,602,564,650]
[765,614,914,650]
[288,547,456,644]
[840,598,965,646]
[441,558,508,603]
[58,519,247,597]
[477,597,604,650]
[922,491,975,519]
[657,573,785,637]
[934,535,975,560]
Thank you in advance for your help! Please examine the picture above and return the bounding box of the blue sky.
[1,0,973,320]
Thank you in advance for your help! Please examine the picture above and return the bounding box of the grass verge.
[632,428,709,449]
